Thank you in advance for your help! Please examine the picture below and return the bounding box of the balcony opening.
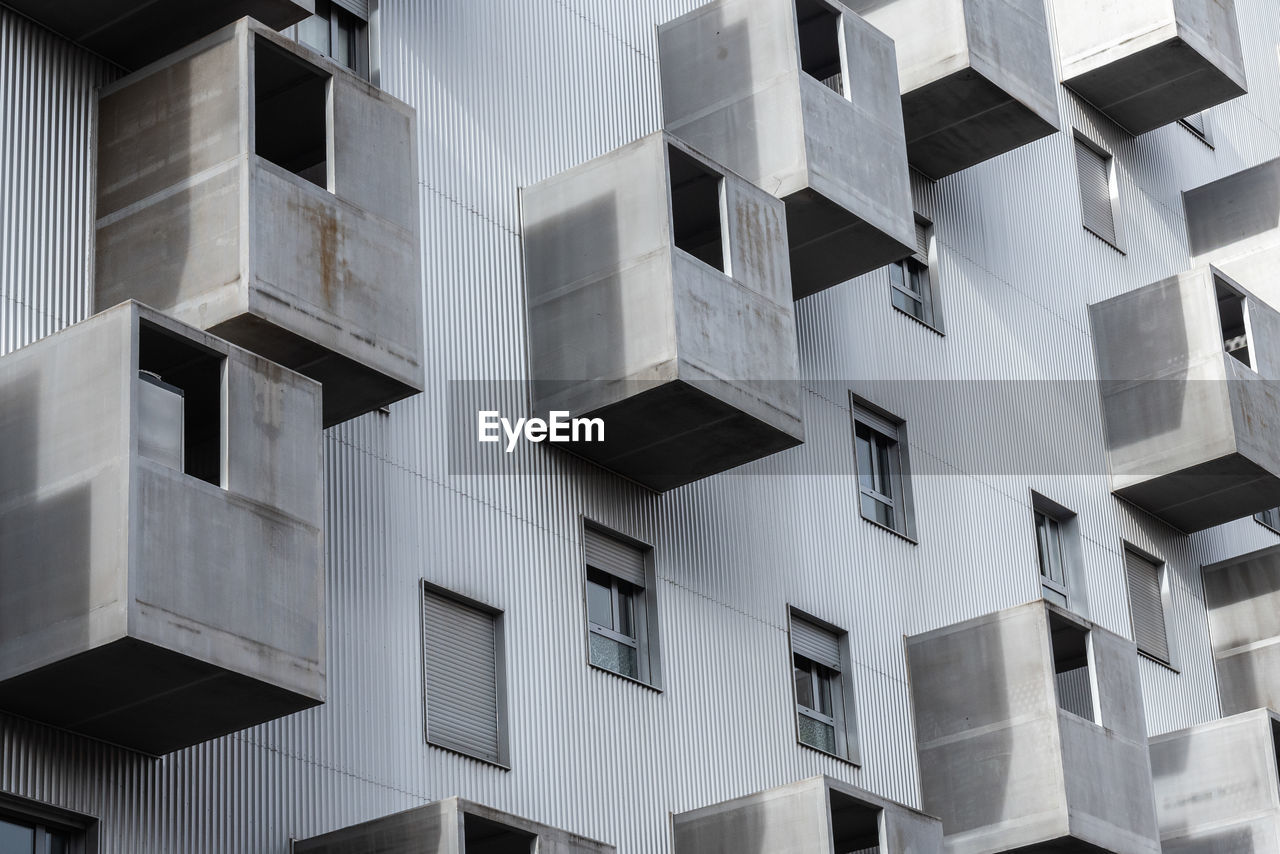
[462,813,536,854]
[138,321,224,487]
[1049,613,1095,723]
[668,146,727,273]
[795,0,844,96]
[254,35,330,189]
[830,790,882,854]
[1216,277,1253,369]
[1272,719,1280,788]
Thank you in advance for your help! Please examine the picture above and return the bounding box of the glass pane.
[798,715,837,754]
[815,670,833,716]
[860,493,894,528]
[891,287,923,319]
[586,576,613,629]
[589,632,638,679]
[0,819,33,854]
[46,832,70,854]
[332,15,354,68]
[616,587,635,638]
[872,435,893,496]
[855,425,874,491]
[906,260,925,296]
[888,261,904,289]
[794,659,815,709]
[297,14,331,55]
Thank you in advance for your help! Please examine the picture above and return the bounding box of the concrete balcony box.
[521,132,804,492]
[671,776,942,854]
[294,797,614,854]
[657,0,916,298]
[1052,0,1246,136]
[1185,159,1280,300]
[95,18,423,427]
[1088,266,1280,533]
[1203,545,1280,716]
[844,0,1060,180]
[0,0,312,70]
[0,301,324,755]
[1150,709,1280,852]
[905,601,1160,854]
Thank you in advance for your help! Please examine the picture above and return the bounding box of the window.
[293,0,370,79]
[1032,493,1076,608]
[668,146,728,273]
[890,216,938,328]
[1125,546,1170,665]
[852,399,915,540]
[1049,612,1095,723]
[583,524,659,686]
[422,584,509,766]
[789,609,858,762]
[138,320,224,487]
[795,0,845,96]
[1180,112,1212,146]
[255,36,331,189]
[1075,133,1119,248]
[0,818,72,854]
[1257,507,1280,532]
[1216,277,1253,369]
[0,797,90,854]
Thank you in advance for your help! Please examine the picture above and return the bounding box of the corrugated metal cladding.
[6,0,1280,850]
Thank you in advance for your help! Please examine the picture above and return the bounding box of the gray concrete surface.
[1203,545,1280,716]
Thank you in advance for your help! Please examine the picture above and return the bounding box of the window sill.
[588,661,663,693]
[892,303,944,336]
[1138,649,1178,673]
[1083,224,1126,255]
[859,514,917,545]
[797,738,861,768]
[425,737,511,771]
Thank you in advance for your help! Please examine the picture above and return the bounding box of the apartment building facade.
[2,0,1280,851]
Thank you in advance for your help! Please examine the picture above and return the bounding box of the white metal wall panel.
[6,0,1280,851]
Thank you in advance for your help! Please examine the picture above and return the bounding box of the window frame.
[1122,542,1175,669]
[290,0,371,80]
[1257,507,1280,534]
[787,607,860,765]
[851,396,916,542]
[1073,130,1124,252]
[420,581,511,769]
[0,794,95,854]
[582,520,663,691]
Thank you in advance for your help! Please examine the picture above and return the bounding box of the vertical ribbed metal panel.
[0,9,114,357]
[5,0,1280,852]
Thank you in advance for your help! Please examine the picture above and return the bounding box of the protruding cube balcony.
[845,0,1060,180]
[1185,159,1280,300]
[521,132,804,492]
[294,797,614,854]
[1204,545,1280,716]
[95,18,423,426]
[1052,0,1247,135]
[657,0,916,298]
[905,601,1161,854]
[1088,266,1280,533]
[0,302,324,755]
[1150,709,1280,852]
[672,776,942,854]
[0,0,312,69]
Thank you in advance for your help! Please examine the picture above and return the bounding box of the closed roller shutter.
[1126,549,1169,663]
[1076,137,1116,245]
[423,588,502,762]
[914,218,930,259]
[332,0,369,20]
[585,526,646,587]
[791,614,841,671]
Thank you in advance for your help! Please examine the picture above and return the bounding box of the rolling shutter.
[423,589,502,762]
[331,0,369,20]
[1076,137,1116,245]
[914,218,930,259]
[790,614,842,671]
[1183,112,1207,137]
[585,527,646,587]
[1126,549,1170,663]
